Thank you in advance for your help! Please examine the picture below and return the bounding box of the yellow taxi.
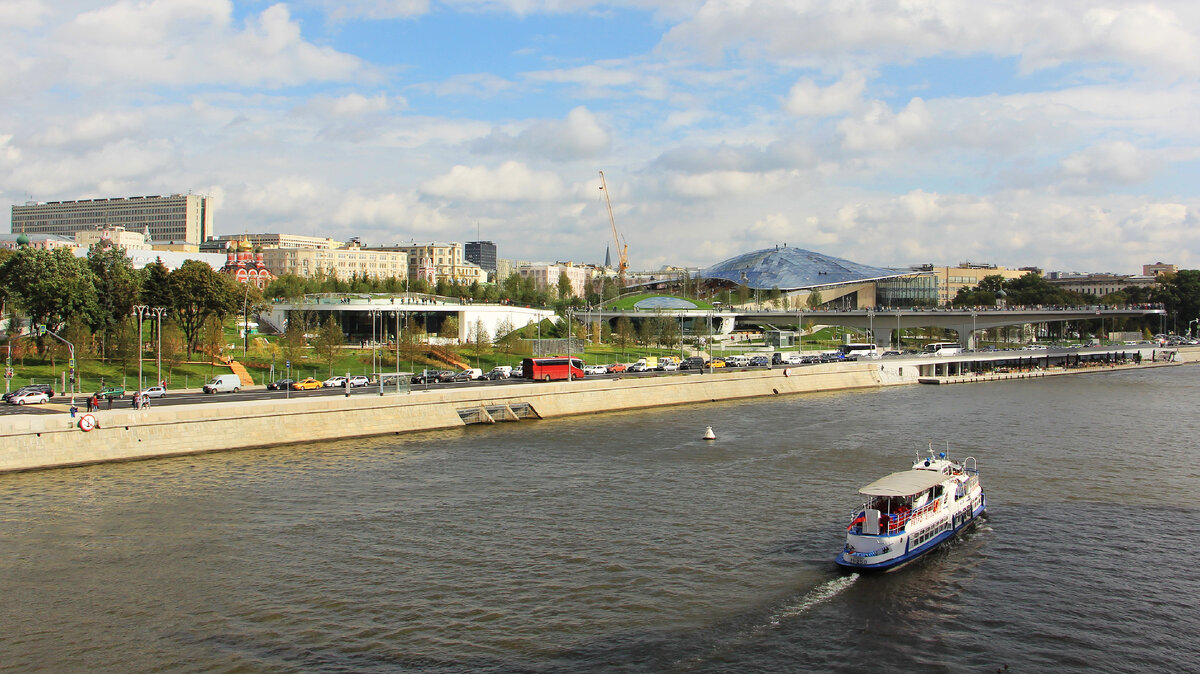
[291,377,323,390]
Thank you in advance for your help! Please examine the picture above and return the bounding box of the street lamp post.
[132,305,148,393]
[242,283,250,358]
[151,307,167,386]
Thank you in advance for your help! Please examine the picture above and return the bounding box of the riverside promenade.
[0,345,1191,474]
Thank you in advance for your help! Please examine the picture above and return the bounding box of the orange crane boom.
[598,170,628,280]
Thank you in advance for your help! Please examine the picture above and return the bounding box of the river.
[1,365,1197,672]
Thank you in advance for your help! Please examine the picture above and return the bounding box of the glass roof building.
[699,246,913,291]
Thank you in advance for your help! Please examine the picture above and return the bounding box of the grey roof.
[699,246,909,290]
[858,469,949,497]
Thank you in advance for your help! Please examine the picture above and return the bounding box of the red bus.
[522,357,585,381]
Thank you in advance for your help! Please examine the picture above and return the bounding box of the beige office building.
[261,245,408,281]
[1046,273,1156,297]
[925,263,1035,305]
[75,226,147,249]
[12,194,213,245]
[371,242,485,285]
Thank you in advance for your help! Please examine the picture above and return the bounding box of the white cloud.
[663,1,1200,77]
[49,1,368,89]
[1055,140,1160,191]
[838,98,933,151]
[297,93,394,118]
[421,161,567,201]
[784,71,866,117]
[473,106,610,160]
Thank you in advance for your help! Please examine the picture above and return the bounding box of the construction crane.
[598,170,628,281]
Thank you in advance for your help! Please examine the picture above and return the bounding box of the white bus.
[837,343,879,359]
[922,342,962,356]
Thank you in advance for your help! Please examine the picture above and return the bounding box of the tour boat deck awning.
[858,470,948,497]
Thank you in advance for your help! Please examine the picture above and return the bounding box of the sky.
[2,0,1199,276]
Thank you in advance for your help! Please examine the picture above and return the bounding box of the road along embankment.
[0,362,907,473]
[2,348,1191,475]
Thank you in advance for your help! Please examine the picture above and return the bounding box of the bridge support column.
[880,328,896,349]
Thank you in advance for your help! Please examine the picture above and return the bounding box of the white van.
[203,374,242,393]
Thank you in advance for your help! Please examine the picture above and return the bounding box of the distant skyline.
[2,1,1197,276]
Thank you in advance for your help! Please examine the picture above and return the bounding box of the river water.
[2,366,1198,672]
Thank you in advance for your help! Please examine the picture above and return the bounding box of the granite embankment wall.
[0,362,914,473]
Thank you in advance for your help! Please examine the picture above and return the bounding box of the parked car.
[11,390,49,405]
[607,363,627,373]
[348,375,370,387]
[436,370,458,383]
[709,358,726,368]
[679,357,706,370]
[749,356,770,367]
[584,364,608,375]
[137,385,167,399]
[267,378,294,390]
[511,366,523,378]
[95,385,126,400]
[3,384,54,403]
[487,366,513,379]
[323,376,347,388]
[292,377,322,390]
[659,361,679,372]
[411,370,440,384]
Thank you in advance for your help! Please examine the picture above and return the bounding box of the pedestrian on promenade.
[107,395,113,410]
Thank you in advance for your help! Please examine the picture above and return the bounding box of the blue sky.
[2,0,1198,275]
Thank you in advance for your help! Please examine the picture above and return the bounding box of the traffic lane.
[0,367,784,413]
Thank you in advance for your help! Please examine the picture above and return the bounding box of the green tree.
[313,315,344,376]
[280,316,307,370]
[557,271,574,301]
[88,244,141,358]
[614,316,635,358]
[806,290,823,310]
[160,321,185,384]
[0,248,98,357]
[659,315,681,350]
[200,315,226,371]
[439,315,459,339]
[168,260,236,355]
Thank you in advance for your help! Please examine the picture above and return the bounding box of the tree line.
[0,246,256,362]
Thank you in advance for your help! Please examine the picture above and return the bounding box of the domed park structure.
[697,245,929,309]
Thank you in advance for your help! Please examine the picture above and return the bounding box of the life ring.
[783,368,793,377]
[78,414,97,432]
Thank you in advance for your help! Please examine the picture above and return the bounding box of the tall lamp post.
[132,305,148,393]
[150,307,167,386]
[242,283,251,358]
[566,309,574,381]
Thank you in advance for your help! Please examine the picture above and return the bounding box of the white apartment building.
[205,233,343,251]
[518,262,596,298]
[12,194,213,245]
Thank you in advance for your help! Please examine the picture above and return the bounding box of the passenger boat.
[835,447,986,571]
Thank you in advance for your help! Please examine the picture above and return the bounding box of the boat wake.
[761,574,858,629]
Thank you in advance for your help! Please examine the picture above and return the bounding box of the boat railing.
[847,499,942,535]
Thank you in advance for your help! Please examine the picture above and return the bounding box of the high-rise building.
[465,241,497,275]
[11,194,213,245]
